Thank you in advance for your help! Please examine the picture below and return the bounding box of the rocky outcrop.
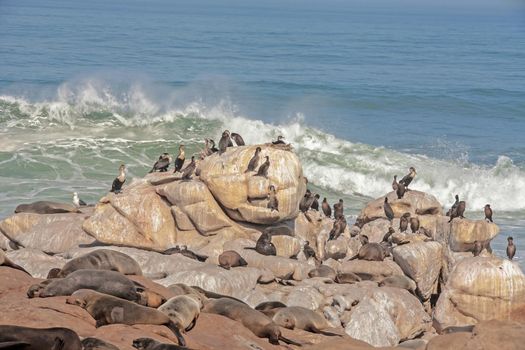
[434,256,525,331]
[448,218,499,252]
[198,144,307,224]
[6,248,66,278]
[338,259,405,282]
[0,211,95,254]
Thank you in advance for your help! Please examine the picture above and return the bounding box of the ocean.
[1,0,524,268]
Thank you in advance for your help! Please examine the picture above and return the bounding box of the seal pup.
[484,204,493,222]
[399,213,410,233]
[384,197,394,222]
[308,265,336,280]
[81,337,120,350]
[245,231,276,256]
[0,325,82,350]
[272,307,342,337]
[396,181,406,199]
[410,216,420,233]
[110,164,126,194]
[179,156,196,180]
[218,250,247,269]
[0,249,30,275]
[507,236,516,260]
[322,198,331,218]
[132,338,189,350]
[245,147,261,173]
[72,192,87,207]
[392,175,399,191]
[333,199,344,219]
[231,132,245,146]
[55,249,142,277]
[255,156,270,177]
[202,298,301,346]
[267,185,279,211]
[399,167,416,188]
[448,200,466,222]
[272,135,285,145]
[158,294,202,333]
[162,245,208,262]
[149,153,172,173]
[218,130,232,154]
[67,289,186,346]
[356,243,387,261]
[310,194,320,211]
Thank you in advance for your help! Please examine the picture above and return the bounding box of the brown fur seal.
[507,236,516,260]
[399,167,416,188]
[14,200,81,214]
[267,185,279,211]
[81,337,120,350]
[0,325,82,350]
[158,295,202,333]
[399,213,410,232]
[383,197,394,221]
[202,298,301,346]
[0,249,30,275]
[335,271,362,284]
[308,265,336,280]
[255,156,270,177]
[66,289,186,346]
[244,231,276,256]
[218,250,247,269]
[273,307,342,337]
[410,216,420,233]
[133,337,190,350]
[448,200,466,222]
[379,275,416,294]
[56,249,142,277]
[322,198,331,217]
[245,147,261,172]
[484,204,493,222]
[356,243,387,261]
[27,269,164,307]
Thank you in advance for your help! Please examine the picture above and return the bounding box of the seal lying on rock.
[28,269,165,307]
[379,275,417,294]
[218,250,247,269]
[202,298,302,346]
[133,337,190,350]
[354,243,388,261]
[81,337,120,350]
[66,289,186,346]
[272,307,343,337]
[158,295,202,332]
[14,201,81,214]
[308,265,336,280]
[0,249,30,275]
[54,249,142,277]
[0,325,82,350]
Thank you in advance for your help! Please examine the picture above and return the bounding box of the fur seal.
[149,153,172,173]
[356,243,387,261]
[174,145,186,173]
[162,245,208,262]
[484,204,493,222]
[272,306,342,336]
[410,216,420,233]
[230,132,245,146]
[72,192,87,207]
[379,275,416,294]
[399,167,416,188]
[158,294,202,333]
[81,337,120,350]
[310,194,320,211]
[308,265,336,280]
[14,201,81,214]
[245,147,261,172]
[0,325,82,350]
[202,298,301,346]
[272,135,286,145]
[255,156,270,177]
[396,181,406,199]
[132,337,189,350]
[333,199,344,219]
[399,213,410,232]
[267,185,279,211]
[322,198,331,218]
[218,130,232,154]
[507,237,516,260]
[218,250,247,269]
[335,271,361,284]
[245,231,276,256]
[67,289,186,346]
[0,249,30,275]
[448,200,466,222]
[383,197,394,222]
[392,175,399,191]
[110,164,126,194]
[56,249,142,277]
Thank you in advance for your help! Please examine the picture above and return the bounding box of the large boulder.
[434,256,525,331]
[360,219,391,243]
[358,191,443,224]
[344,287,432,347]
[0,211,95,254]
[198,144,307,224]
[448,219,499,252]
[338,259,405,282]
[392,241,443,300]
[6,248,66,278]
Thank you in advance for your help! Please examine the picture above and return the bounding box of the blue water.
[1,0,524,267]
